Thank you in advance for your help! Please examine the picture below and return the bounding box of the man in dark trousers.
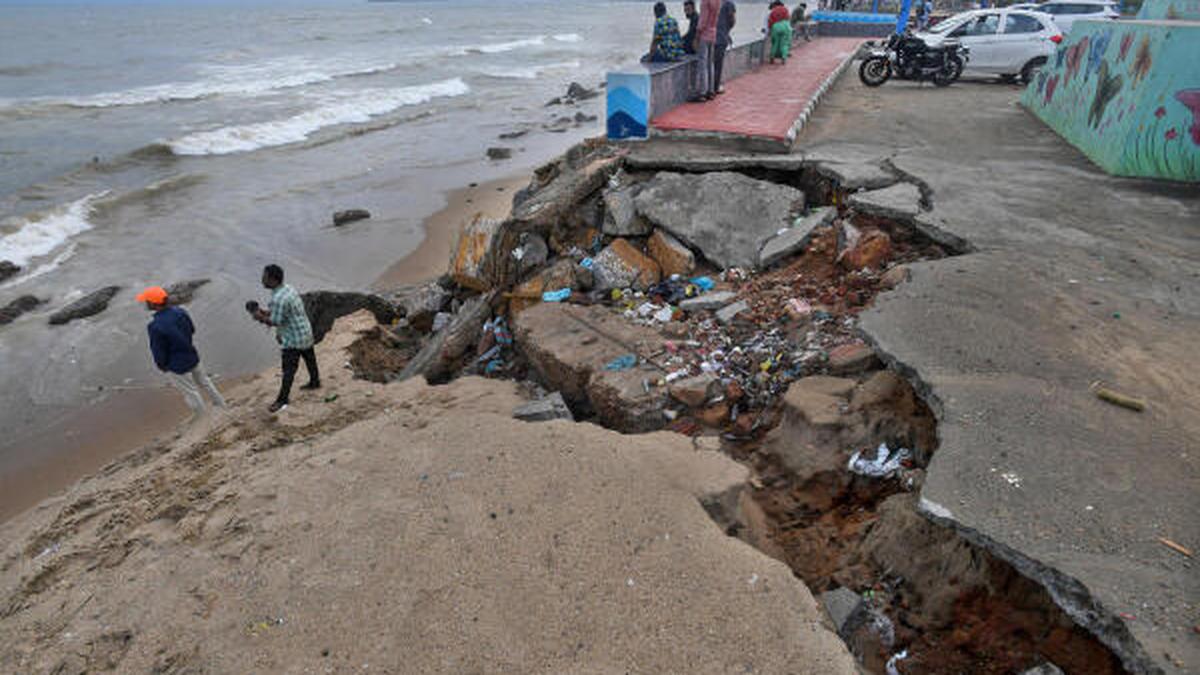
[713,0,737,94]
[138,285,226,419]
[682,0,699,54]
[251,264,319,413]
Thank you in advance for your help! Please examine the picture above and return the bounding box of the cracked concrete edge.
[917,497,1162,675]
[859,321,1162,675]
[880,158,935,211]
[624,153,810,173]
[851,205,1160,673]
[785,45,860,148]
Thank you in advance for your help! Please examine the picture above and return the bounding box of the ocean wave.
[0,56,401,111]
[553,33,583,43]
[167,78,469,156]
[477,60,582,80]
[0,193,107,267]
[470,37,547,54]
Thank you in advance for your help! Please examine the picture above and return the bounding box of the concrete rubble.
[257,134,1183,674]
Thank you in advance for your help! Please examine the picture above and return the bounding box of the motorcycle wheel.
[933,55,962,87]
[859,57,891,87]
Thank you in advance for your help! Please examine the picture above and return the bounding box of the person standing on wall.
[713,0,737,95]
[137,285,226,420]
[690,0,721,101]
[250,264,319,413]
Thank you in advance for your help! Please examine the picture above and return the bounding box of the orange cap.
[135,286,168,305]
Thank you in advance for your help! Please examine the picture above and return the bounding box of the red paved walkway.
[652,37,864,141]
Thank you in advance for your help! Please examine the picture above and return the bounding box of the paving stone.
[846,182,922,220]
[758,207,836,268]
[679,290,738,312]
[651,38,865,141]
[513,392,574,422]
[715,300,750,325]
[819,587,869,639]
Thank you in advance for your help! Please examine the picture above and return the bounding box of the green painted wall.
[1021,20,1200,182]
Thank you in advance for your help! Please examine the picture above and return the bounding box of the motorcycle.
[858,32,968,88]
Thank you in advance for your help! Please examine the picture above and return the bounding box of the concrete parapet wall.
[1021,19,1200,181]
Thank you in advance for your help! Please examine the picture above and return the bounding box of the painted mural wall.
[1136,0,1200,21]
[1022,19,1200,182]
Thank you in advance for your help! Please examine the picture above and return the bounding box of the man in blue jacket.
[137,286,226,418]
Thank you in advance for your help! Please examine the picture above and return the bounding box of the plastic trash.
[885,649,908,675]
[847,443,911,478]
[653,306,674,323]
[542,288,572,302]
[603,354,638,371]
[690,276,715,292]
[580,257,595,269]
[431,312,452,333]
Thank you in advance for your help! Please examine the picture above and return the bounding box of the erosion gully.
[355,159,1128,675]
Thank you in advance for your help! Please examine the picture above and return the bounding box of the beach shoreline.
[0,170,528,524]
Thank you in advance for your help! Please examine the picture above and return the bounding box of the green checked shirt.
[268,284,314,350]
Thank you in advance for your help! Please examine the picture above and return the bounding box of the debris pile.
[346,139,954,440]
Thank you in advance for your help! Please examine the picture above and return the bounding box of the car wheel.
[1021,57,1047,85]
[1000,74,1018,84]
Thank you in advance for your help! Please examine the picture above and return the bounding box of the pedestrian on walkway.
[137,286,226,419]
[713,0,737,95]
[690,0,721,101]
[250,264,319,413]
[767,1,793,64]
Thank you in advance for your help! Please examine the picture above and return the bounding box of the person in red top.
[766,1,793,64]
[689,0,722,101]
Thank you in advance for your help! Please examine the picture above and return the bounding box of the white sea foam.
[474,37,547,54]
[552,33,583,43]
[167,78,470,156]
[0,56,400,110]
[478,60,582,80]
[0,193,106,267]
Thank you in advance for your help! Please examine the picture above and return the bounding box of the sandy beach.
[0,173,527,524]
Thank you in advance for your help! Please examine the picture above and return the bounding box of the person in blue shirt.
[137,285,226,419]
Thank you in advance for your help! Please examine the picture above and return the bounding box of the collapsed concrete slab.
[759,207,837,268]
[513,303,666,433]
[634,171,805,269]
[846,182,922,220]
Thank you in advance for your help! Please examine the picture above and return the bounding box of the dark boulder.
[332,209,371,227]
[48,286,121,325]
[165,278,210,306]
[301,291,397,344]
[486,147,513,160]
[0,295,43,325]
[0,261,19,283]
[567,82,599,101]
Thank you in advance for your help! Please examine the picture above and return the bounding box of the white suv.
[918,9,1064,83]
[1034,0,1120,33]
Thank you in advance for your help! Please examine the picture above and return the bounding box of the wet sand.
[0,172,525,524]
[373,174,526,289]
